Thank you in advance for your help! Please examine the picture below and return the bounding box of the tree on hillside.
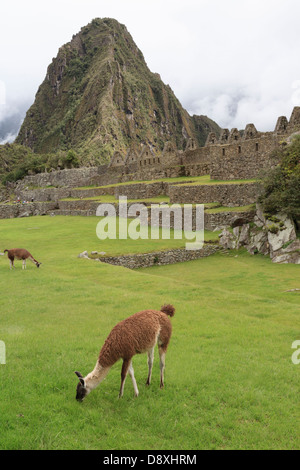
[258,135,300,227]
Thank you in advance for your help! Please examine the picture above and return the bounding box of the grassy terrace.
[59,195,170,204]
[205,204,255,214]
[0,215,219,256]
[172,176,257,186]
[58,195,254,215]
[3,196,254,215]
[72,175,258,190]
[0,215,299,450]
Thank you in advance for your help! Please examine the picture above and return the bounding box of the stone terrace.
[3,106,299,232]
[0,175,257,232]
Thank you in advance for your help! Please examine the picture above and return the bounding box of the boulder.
[238,223,251,247]
[219,204,299,264]
[267,214,297,254]
[250,229,269,255]
[219,228,236,250]
[272,252,300,264]
[271,239,300,264]
[281,239,300,253]
[18,211,31,218]
[255,203,267,226]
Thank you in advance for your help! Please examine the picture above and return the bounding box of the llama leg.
[119,358,131,398]
[22,259,26,270]
[158,347,166,389]
[128,361,139,397]
[146,347,154,385]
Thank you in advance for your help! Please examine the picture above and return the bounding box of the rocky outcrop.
[219,204,300,264]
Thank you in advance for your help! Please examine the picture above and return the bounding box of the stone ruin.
[3,106,299,266]
[19,106,300,189]
[95,106,300,182]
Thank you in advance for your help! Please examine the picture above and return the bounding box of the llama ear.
[75,371,85,386]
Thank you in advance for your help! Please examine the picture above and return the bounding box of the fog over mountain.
[1,0,300,144]
[0,101,31,144]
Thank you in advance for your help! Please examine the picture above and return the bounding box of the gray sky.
[1,0,300,141]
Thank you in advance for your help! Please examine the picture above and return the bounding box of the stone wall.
[13,107,300,191]
[16,185,116,202]
[204,209,255,231]
[114,182,169,200]
[0,198,255,232]
[181,146,210,165]
[19,167,100,188]
[90,165,188,187]
[0,202,58,219]
[93,244,220,269]
[16,187,71,202]
[169,182,261,206]
[210,134,280,180]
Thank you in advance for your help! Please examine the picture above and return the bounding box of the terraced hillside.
[1,174,256,239]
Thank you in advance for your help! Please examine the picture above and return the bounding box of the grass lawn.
[0,216,299,450]
[60,195,170,204]
[173,177,258,187]
[73,175,258,190]
[205,204,256,214]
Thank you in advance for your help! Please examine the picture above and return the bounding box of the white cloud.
[1,0,300,134]
[0,132,18,145]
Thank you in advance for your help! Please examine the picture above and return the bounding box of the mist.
[1,0,300,141]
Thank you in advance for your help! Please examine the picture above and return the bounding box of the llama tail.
[4,249,8,253]
[161,304,175,317]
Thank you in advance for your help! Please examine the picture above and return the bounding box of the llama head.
[36,262,41,268]
[75,371,89,402]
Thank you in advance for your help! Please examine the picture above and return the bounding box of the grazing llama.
[4,248,41,269]
[75,304,175,401]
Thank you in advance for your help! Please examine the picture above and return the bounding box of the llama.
[4,248,41,269]
[75,304,175,401]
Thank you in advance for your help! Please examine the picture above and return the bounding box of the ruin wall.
[14,106,300,190]
[169,182,261,207]
[209,134,281,180]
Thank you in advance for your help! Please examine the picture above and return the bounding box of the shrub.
[259,135,300,222]
[268,224,279,234]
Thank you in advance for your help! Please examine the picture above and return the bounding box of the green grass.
[0,216,299,450]
[176,177,257,187]
[73,174,258,190]
[58,196,253,216]
[205,204,256,214]
[60,195,170,204]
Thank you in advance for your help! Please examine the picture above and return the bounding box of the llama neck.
[84,361,110,391]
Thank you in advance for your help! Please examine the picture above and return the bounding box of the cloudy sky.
[1,0,300,142]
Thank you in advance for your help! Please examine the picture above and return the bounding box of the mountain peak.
[16,18,220,163]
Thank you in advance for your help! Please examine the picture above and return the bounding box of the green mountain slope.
[16,18,220,163]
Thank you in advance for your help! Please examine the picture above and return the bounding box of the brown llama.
[75,304,175,401]
[4,248,41,269]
